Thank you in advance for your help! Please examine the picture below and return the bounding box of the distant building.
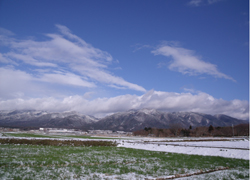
[88,130,113,135]
[39,128,87,135]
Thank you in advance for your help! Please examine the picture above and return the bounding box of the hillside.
[0,110,98,130]
[94,109,247,131]
[0,109,247,131]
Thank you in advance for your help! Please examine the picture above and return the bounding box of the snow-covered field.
[116,137,249,160]
[1,134,249,160]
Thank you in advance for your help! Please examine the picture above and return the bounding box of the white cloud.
[0,67,95,99]
[0,53,18,65]
[188,0,203,6]
[207,0,224,5]
[0,27,15,36]
[188,0,224,6]
[0,90,248,120]
[0,67,40,99]
[6,52,57,67]
[152,44,235,81]
[72,65,146,92]
[0,25,145,92]
[39,72,96,88]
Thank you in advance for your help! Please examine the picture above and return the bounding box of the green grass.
[0,144,249,179]
[61,135,120,140]
[3,133,58,138]
[4,133,120,140]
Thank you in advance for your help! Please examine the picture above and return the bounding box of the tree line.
[133,123,249,137]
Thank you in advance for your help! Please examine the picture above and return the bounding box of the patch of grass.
[60,135,119,140]
[0,144,248,179]
[4,133,57,138]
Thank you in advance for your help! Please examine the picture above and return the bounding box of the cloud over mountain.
[0,90,248,120]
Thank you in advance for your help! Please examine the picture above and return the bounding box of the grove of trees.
[133,124,249,137]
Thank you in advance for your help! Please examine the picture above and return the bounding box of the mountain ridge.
[0,109,248,131]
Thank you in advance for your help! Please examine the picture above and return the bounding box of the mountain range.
[0,109,248,131]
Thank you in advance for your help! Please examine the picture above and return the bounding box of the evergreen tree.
[208,125,214,132]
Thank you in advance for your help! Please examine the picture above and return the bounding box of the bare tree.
[169,123,182,136]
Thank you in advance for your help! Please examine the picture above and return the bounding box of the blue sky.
[0,0,249,119]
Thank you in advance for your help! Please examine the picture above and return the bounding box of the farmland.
[0,133,249,179]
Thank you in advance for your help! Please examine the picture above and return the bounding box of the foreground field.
[0,144,249,179]
[0,133,249,179]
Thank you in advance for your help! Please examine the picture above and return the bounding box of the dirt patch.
[0,138,117,147]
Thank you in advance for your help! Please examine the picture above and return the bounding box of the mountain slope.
[93,109,247,131]
[0,110,98,130]
[0,109,247,131]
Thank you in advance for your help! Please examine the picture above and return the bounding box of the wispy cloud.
[207,0,224,5]
[132,44,152,52]
[188,0,203,6]
[6,52,58,67]
[72,65,146,92]
[188,0,224,7]
[0,67,97,99]
[0,90,248,120]
[0,25,146,93]
[39,71,96,88]
[152,43,235,81]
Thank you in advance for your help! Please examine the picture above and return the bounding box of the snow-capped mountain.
[0,109,247,131]
[93,109,247,131]
[0,110,98,130]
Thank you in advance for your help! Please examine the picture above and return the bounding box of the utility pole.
[232,124,234,137]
